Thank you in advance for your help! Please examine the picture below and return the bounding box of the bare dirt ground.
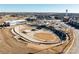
[68,29,79,54]
[0,15,76,54]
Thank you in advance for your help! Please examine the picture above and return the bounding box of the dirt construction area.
[0,15,76,54]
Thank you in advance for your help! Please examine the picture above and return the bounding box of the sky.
[0,4,79,13]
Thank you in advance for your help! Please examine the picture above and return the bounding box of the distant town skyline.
[0,4,79,13]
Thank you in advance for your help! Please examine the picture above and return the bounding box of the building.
[5,19,26,25]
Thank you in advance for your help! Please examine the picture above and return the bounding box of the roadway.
[68,29,79,53]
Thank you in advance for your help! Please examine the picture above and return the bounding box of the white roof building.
[5,19,26,25]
